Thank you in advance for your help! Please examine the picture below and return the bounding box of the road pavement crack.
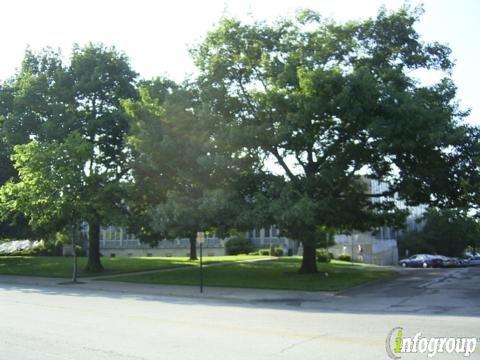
[278,333,327,354]
[81,345,149,360]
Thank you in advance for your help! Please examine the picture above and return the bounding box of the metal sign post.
[196,232,205,293]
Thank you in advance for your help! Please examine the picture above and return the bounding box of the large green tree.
[0,133,92,281]
[0,44,137,272]
[194,7,480,273]
[70,44,137,271]
[125,79,249,259]
[0,49,72,239]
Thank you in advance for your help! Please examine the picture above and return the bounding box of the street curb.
[0,274,337,304]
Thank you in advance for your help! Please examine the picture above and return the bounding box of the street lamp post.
[196,232,205,293]
[72,228,78,283]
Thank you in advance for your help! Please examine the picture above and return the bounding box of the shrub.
[225,237,255,255]
[0,249,36,256]
[337,254,352,262]
[248,251,260,256]
[259,249,270,256]
[0,239,58,256]
[274,248,284,257]
[34,240,65,256]
[316,249,331,263]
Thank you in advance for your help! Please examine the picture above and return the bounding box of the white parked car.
[466,255,480,266]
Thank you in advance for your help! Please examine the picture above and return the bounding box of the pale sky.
[1,0,478,124]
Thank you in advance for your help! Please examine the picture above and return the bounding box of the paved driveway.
[295,266,480,316]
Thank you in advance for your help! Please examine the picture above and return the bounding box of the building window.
[272,226,279,237]
[264,228,270,238]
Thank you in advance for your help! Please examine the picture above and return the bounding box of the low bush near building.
[274,248,284,257]
[316,249,331,263]
[337,254,352,262]
[225,237,255,255]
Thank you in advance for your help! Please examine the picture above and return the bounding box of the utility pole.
[196,232,205,293]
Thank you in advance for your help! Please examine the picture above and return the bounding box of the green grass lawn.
[0,255,265,278]
[109,257,397,292]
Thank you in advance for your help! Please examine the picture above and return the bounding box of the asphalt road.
[1,267,479,360]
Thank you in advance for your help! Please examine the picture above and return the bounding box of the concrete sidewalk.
[0,274,336,303]
[0,263,412,305]
[2,267,479,316]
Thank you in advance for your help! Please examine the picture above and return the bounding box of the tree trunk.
[299,242,318,274]
[189,236,198,260]
[85,221,104,272]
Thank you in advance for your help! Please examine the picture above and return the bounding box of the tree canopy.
[400,208,480,257]
[0,133,91,234]
[0,44,138,271]
[193,7,480,272]
[125,79,251,259]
